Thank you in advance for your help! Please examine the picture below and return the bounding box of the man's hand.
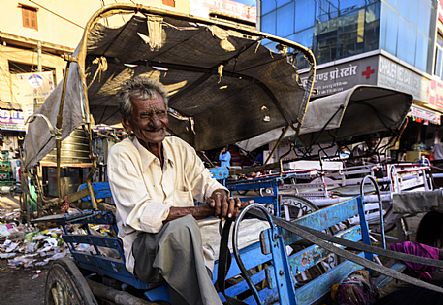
[207,189,248,219]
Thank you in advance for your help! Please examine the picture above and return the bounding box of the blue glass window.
[276,2,294,37]
[338,0,366,14]
[316,0,339,23]
[417,1,431,36]
[294,0,316,32]
[288,28,315,49]
[380,4,398,55]
[364,3,380,51]
[384,0,398,8]
[261,0,277,15]
[277,0,292,6]
[261,11,277,34]
[398,0,417,24]
[415,33,428,71]
[396,18,416,65]
[435,35,443,79]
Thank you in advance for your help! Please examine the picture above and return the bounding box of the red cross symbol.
[362,66,375,79]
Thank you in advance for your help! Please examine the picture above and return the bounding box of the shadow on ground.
[0,259,47,305]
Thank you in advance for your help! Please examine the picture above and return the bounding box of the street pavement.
[0,195,47,305]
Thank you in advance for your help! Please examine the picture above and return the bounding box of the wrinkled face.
[124,95,168,147]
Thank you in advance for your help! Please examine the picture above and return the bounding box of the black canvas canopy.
[23,4,316,170]
[237,85,413,151]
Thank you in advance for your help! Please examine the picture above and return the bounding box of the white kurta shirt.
[107,136,225,273]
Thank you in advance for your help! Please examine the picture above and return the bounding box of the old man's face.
[125,94,168,147]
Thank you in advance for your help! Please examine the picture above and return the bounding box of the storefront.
[0,102,26,156]
[298,52,443,161]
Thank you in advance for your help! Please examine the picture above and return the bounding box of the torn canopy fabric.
[237,86,413,151]
[24,12,312,170]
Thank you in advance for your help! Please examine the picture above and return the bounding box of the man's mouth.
[145,128,164,133]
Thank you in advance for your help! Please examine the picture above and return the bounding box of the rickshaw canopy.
[237,85,413,151]
[23,5,316,170]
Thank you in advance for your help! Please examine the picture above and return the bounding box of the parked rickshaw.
[23,4,443,305]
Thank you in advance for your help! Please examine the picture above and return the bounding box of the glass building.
[259,0,437,74]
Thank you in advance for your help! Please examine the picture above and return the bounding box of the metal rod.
[264,125,289,166]
[86,179,98,209]
[360,175,386,250]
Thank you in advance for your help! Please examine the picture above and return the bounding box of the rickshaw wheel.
[280,195,318,220]
[45,258,98,305]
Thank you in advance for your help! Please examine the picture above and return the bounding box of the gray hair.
[119,76,168,121]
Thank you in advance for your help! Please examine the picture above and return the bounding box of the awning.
[408,104,441,125]
[0,101,22,110]
[237,85,413,151]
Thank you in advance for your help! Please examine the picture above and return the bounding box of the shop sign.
[426,78,443,109]
[190,0,256,22]
[0,109,25,131]
[377,56,429,102]
[408,105,441,125]
[300,56,378,97]
[378,56,443,113]
[11,71,55,123]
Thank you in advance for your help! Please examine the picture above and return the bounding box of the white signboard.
[11,71,55,125]
[190,0,256,22]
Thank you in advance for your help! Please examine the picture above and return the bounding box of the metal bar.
[356,196,374,260]
[265,126,289,166]
[247,208,443,294]
[86,179,98,209]
[360,175,386,250]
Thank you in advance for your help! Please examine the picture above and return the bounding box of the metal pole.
[37,41,42,72]
[264,125,289,166]
[360,175,386,250]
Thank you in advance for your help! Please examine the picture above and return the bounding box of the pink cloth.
[390,241,440,280]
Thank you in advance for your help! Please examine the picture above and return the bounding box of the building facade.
[258,0,438,112]
[0,0,190,152]
[258,0,443,158]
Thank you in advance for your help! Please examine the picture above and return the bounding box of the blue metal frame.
[59,182,380,305]
[227,176,282,216]
[259,197,373,304]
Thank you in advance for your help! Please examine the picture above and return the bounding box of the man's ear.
[122,118,132,133]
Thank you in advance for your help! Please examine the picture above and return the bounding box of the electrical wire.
[28,0,84,29]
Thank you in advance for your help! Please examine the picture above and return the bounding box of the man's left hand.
[207,190,245,219]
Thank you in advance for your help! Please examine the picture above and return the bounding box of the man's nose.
[148,115,162,128]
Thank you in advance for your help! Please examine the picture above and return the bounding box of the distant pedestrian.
[433,132,443,160]
[219,146,231,168]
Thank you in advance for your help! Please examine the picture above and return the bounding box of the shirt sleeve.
[108,146,170,234]
[182,142,227,202]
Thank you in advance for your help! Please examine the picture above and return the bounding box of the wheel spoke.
[51,287,60,305]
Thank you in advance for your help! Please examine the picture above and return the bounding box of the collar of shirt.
[132,137,175,170]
